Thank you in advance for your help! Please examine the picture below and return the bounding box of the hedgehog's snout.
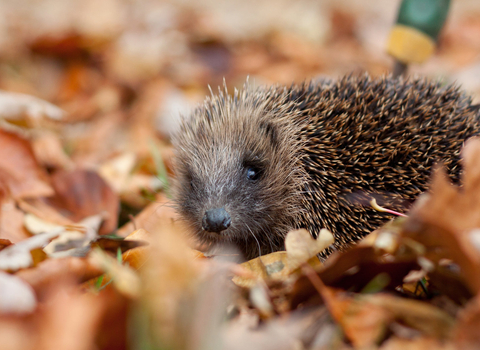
[202,207,231,233]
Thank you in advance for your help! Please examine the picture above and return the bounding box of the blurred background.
[0,0,480,176]
[1,2,480,349]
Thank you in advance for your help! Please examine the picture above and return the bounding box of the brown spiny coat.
[172,74,480,260]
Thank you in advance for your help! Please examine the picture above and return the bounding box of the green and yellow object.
[387,0,450,65]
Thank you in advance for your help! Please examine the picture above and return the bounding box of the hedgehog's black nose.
[202,208,231,233]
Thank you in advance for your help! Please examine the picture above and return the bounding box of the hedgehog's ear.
[260,121,278,148]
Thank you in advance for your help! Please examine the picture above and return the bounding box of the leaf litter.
[0,1,480,350]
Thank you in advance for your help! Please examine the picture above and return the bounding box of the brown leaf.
[116,193,187,241]
[290,247,420,308]
[381,336,453,350]
[367,293,455,340]
[454,294,480,350]
[0,130,53,200]
[35,281,107,350]
[0,239,12,251]
[330,290,390,348]
[403,137,480,295]
[31,132,74,170]
[16,257,103,295]
[121,228,151,270]
[297,268,390,348]
[91,236,148,255]
[48,169,119,234]
[0,200,31,243]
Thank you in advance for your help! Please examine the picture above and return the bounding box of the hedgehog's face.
[172,90,306,258]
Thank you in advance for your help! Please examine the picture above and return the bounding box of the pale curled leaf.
[43,214,104,257]
[0,228,63,271]
[0,271,36,314]
[24,213,63,235]
[0,91,63,125]
[285,228,333,269]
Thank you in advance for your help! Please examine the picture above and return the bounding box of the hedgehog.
[172,74,480,260]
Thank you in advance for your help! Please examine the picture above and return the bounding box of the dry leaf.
[43,214,103,257]
[0,228,63,271]
[285,228,333,270]
[16,256,103,294]
[327,289,390,348]
[89,248,140,299]
[24,213,63,235]
[48,169,119,234]
[31,131,74,170]
[290,247,420,309]
[0,130,53,200]
[35,281,107,350]
[120,228,151,270]
[0,239,12,251]
[0,271,36,314]
[403,137,480,295]
[366,293,455,340]
[98,152,136,193]
[0,200,31,243]
[139,215,201,349]
[381,336,452,350]
[454,294,480,350]
[0,91,63,127]
[233,251,289,288]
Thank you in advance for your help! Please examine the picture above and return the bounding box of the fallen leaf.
[0,238,12,251]
[35,280,107,350]
[91,236,147,255]
[223,306,329,350]
[0,271,36,314]
[233,251,289,288]
[0,228,63,271]
[366,293,455,340]
[16,256,103,294]
[0,130,54,200]
[89,248,140,299]
[0,200,31,243]
[454,294,480,350]
[0,91,63,127]
[17,198,73,227]
[381,336,452,350]
[290,247,420,308]
[24,213,63,235]
[43,214,104,258]
[98,152,137,193]
[31,131,74,170]
[121,228,151,270]
[285,228,333,270]
[403,137,480,295]
[48,169,119,234]
[328,289,390,348]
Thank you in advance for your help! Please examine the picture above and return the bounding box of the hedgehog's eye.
[246,167,261,181]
